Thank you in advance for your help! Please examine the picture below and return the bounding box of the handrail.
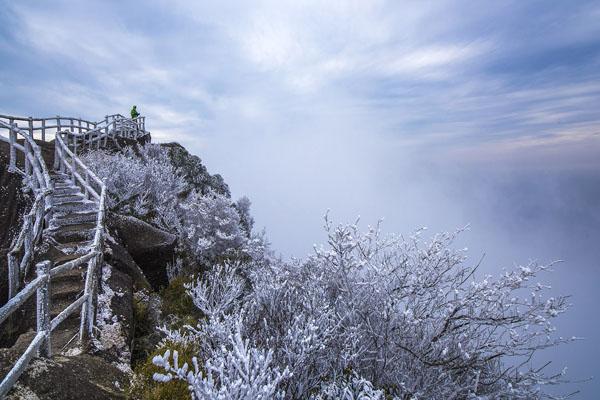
[0,114,148,143]
[0,120,53,299]
[0,112,150,397]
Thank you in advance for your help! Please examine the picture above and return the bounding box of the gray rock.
[104,237,151,291]
[107,213,177,290]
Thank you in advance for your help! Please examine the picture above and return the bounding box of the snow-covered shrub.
[155,216,574,399]
[80,144,185,231]
[185,263,244,318]
[82,144,263,267]
[153,326,289,400]
[179,190,248,265]
[234,196,254,237]
[166,258,184,283]
[310,373,385,400]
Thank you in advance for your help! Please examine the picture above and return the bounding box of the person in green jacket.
[130,105,140,119]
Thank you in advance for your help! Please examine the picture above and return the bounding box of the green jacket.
[130,106,140,119]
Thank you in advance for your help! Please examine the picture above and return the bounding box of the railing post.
[36,260,52,358]
[79,255,99,347]
[41,119,46,141]
[28,117,33,139]
[103,121,108,147]
[70,118,74,133]
[8,121,16,172]
[23,215,33,279]
[78,119,82,134]
[53,135,60,171]
[57,116,61,132]
[7,252,17,299]
[24,138,31,176]
[69,151,75,180]
[73,133,78,155]
[84,171,90,199]
[44,189,53,229]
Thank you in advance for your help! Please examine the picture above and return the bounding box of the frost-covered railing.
[0,114,148,155]
[1,112,149,297]
[0,120,53,299]
[0,112,148,397]
[54,131,107,343]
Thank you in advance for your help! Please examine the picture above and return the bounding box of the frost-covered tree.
[234,196,254,237]
[179,190,248,265]
[155,216,575,399]
[81,144,265,267]
[80,145,185,231]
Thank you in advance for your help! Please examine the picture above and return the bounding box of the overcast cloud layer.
[1,1,600,397]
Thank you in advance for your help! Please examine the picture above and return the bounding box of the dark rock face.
[93,264,134,368]
[107,213,177,290]
[162,142,231,197]
[106,266,134,347]
[105,238,151,291]
[2,354,129,399]
[0,142,32,306]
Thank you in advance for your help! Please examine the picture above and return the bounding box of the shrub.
[155,216,574,399]
[128,339,199,400]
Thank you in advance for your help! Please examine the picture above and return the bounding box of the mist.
[191,118,600,397]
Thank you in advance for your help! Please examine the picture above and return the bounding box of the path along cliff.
[0,116,188,399]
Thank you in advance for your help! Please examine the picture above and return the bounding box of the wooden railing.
[0,113,150,397]
[0,120,53,299]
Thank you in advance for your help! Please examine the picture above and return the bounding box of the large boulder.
[107,213,176,290]
[93,264,134,369]
[105,237,151,291]
[1,354,129,399]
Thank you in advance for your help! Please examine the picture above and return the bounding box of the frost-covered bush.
[310,373,385,400]
[80,145,185,231]
[153,326,288,400]
[155,216,574,399]
[179,190,248,265]
[81,144,264,267]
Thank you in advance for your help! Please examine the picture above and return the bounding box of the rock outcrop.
[107,213,177,290]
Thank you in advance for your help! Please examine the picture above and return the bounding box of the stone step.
[51,224,96,243]
[51,264,85,283]
[50,173,72,181]
[52,210,98,227]
[54,200,97,213]
[51,280,84,302]
[53,186,80,196]
[50,302,83,331]
[56,240,94,255]
[52,193,86,205]
[53,178,76,187]
[11,328,80,356]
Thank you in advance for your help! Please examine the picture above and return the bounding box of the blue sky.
[2,1,600,397]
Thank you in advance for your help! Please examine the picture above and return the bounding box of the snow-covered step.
[51,223,97,243]
[56,240,94,255]
[53,186,80,196]
[52,210,98,227]
[51,278,84,302]
[52,193,86,205]
[53,200,97,213]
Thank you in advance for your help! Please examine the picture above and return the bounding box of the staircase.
[0,113,151,397]
[44,172,100,349]
[49,172,98,254]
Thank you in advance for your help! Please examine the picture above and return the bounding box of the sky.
[1,0,600,397]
